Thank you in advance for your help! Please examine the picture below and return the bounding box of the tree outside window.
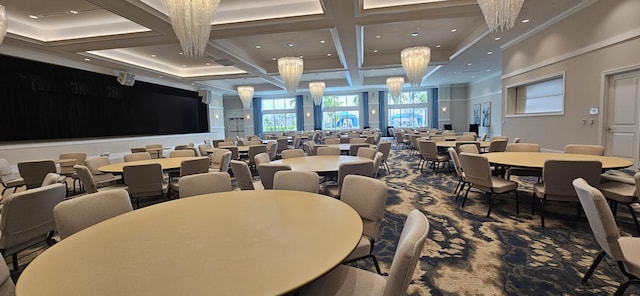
[261,98,297,132]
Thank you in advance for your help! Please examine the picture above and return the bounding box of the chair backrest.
[506,143,541,152]
[456,135,475,141]
[179,157,210,177]
[130,147,147,153]
[245,140,262,146]
[488,140,508,153]
[174,145,188,150]
[0,256,15,295]
[247,145,268,164]
[58,152,87,175]
[378,141,392,161]
[316,146,341,155]
[230,160,256,190]
[324,138,340,144]
[542,160,602,198]
[418,140,438,159]
[337,161,374,195]
[490,136,508,142]
[372,152,383,177]
[53,189,132,240]
[266,141,278,159]
[257,164,291,189]
[281,149,305,159]
[253,153,271,169]
[276,138,289,153]
[123,163,164,198]
[350,138,367,144]
[356,147,377,160]
[198,144,212,158]
[458,153,493,189]
[169,150,196,158]
[179,172,232,198]
[0,183,66,254]
[273,171,319,193]
[84,157,111,176]
[219,146,239,160]
[218,151,232,173]
[74,164,99,194]
[349,143,369,156]
[17,160,57,189]
[302,141,314,156]
[456,142,480,154]
[564,144,605,156]
[383,209,430,296]
[124,152,151,162]
[41,173,65,186]
[572,178,624,261]
[340,175,388,240]
[448,147,463,178]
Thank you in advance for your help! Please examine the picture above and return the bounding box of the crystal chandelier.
[309,82,325,106]
[401,46,431,88]
[162,0,220,58]
[386,77,404,100]
[0,5,7,44]
[477,0,524,32]
[278,43,304,93]
[237,86,254,109]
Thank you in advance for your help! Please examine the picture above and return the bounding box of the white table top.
[484,152,633,170]
[16,190,362,296]
[97,157,204,173]
[269,155,372,173]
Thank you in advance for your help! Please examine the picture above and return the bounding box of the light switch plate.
[589,106,599,115]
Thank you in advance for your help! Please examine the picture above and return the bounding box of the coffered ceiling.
[0,0,590,96]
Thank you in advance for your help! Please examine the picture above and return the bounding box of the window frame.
[320,94,361,130]
[505,72,565,117]
[386,91,430,128]
[260,97,297,132]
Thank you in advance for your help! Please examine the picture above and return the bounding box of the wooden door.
[605,70,640,170]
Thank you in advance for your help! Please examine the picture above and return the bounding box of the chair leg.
[540,198,546,228]
[462,186,471,207]
[615,279,640,296]
[11,253,18,271]
[515,190,520,214]
[486,193,497,217]
[623,203,640,234]
[582,250,606,283]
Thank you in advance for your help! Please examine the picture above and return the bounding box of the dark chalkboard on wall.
[0,54,208,142]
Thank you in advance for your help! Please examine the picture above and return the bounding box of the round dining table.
[16,190,362,296]
[269,155,372,173]
[484,152,633,170]
[97,157,204,173]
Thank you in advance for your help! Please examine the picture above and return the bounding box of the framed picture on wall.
[481,102,491,127]
[473,104,481,125]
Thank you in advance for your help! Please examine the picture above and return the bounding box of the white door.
[605,70,640,170]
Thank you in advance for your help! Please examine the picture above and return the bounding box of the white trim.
[467,90,501,101]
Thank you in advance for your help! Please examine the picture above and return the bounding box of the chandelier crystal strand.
[477,0,524,32]
[278,56,304,93]
[386,77,404,100]
[309,82,325,106]
[237,86,254,109]
[163,0,220,58]
[401,46,431,88]
[0,5,7,44]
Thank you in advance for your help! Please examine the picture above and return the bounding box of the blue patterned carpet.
[362,144,640,295]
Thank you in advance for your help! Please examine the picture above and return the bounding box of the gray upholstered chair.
[564,144,605,156]
[456,142,481,154]
[505,143,542,181]
[123,163,167,208]
[349,143,369,156]
[145,144,163,158]
[130,147,147,153]
[168,157,210,195]
[448,147,468,200]
[253,153,271,170]
[356,147,377,160]
[0,183,66,270]
[341,175,388,275]
[246,145,267,169]
[417,140,449,174]
[17,159,57,189]
[458,152,519,217]
[323,160,374,198]
[84,157,123,187]
[573,178,640,296]
[455,135,475,141]
[266,141,278,159]
[300,209,429,296]
[372,152,383,177]
[349,138,367,144]
[0,159,24,195]
[197,144,213,159]
[257,163,291,190]
[229,160,264,190]
[533,159,602,227]
[281,149,305,159]
[58,152,87,193]
[219,145,239,160]
[302,141,315,156]
[487,140,508,153]
[598,172,640,233]
[53,189,132,240]
[324,138,340,144]
[40,173,66,187]
[0,256,15,295]
[490,136,509,142]
[316,146,341,155]
[273,171,319,193]
[73,164,127,194]
[210,150,232,173]
[178,172,232,198]
[169,149,196,157]
[377,141,392,173]
[276,138,290,154]
[124,152,151,162]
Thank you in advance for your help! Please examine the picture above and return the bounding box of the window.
[506,74,564,116]
[321,95,360,129]
[261,98,297,132]
[387,91,428,128]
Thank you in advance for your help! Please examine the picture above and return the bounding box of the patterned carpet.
[6,144,640,295]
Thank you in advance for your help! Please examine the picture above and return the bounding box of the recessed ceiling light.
[69,10,79,14]
[451,29,457,32]
[436,45,441,48]
[486,69,491,72]
[327,53,332,56]
[467,63,472,66]
[471,76,476,79]
[487,51,493,55]
[375,35,381,39]
[411,32,419,37]
[84,58,91,61]
[205,62,211,66]
[522,19,530,23]
[179,52,184,55]
[182,64,187,67]
[151,54,157,58]
[299,55,303,59]
[159,75,163,78]
[272,57,276,61]
[373,49,378,53]
[29,15,39,19]
[255,45,261,49]
[494,37,501,41]
[320,40,325,44]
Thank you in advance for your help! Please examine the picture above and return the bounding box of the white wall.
[468,74,502,137]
